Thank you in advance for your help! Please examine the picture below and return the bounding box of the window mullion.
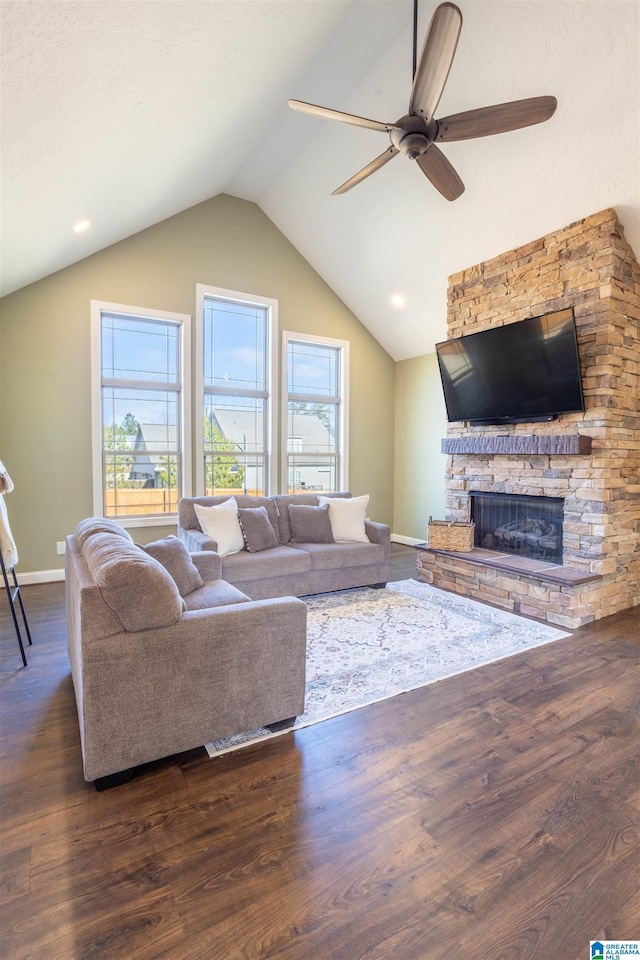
[206,386,268,400]
[102,377,180,392]
[287,392,339,405]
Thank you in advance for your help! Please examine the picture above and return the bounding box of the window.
[282,332,349,494]
[196,286,277,496]
[91,302,191,524]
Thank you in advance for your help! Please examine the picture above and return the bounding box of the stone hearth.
[417,208,639,629]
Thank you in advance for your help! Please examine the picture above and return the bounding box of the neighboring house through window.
[195,285,278,496]
[91,301,191,524]
[282,332,349,494]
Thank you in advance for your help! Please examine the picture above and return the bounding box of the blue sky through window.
[203,299,266,391]
[288,341,338,397]
[102,314,178,383]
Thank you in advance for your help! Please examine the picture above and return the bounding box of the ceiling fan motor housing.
[390,115,437,159]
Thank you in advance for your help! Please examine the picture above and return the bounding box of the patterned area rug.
[205,579,571,757]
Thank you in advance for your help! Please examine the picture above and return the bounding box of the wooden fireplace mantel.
[441,435,593,456]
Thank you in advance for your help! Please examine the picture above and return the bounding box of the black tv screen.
[436,308,585,425]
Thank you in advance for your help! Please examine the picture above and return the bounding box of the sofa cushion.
[81,533,184,632]
[319,494,370,543]
[194,498,245,557]
[290,541,384,571]
[183,578,250,610]
[238,506,279,553]
[138,535,204,596]
[221,544,310,584]
[288,504,335,544]
[75,517,133,550]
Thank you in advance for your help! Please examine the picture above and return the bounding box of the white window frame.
[281,331,350,494]
[195,284,278,497]
[90,300,192,527]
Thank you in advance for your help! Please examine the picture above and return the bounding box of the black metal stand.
[1,552,32,667]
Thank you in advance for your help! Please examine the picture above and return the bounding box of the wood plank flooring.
[1,544,638,959]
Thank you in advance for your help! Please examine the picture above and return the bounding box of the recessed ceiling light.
[73,220,91,234]
[390,294,405,308]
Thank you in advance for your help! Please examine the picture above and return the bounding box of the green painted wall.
[0,194,395,575]
[393,352,448,541]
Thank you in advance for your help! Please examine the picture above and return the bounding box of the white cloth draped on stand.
[0,461,19,569]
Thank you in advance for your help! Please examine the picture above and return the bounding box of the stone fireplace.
[416,208,640,629]
[470,491,564,565]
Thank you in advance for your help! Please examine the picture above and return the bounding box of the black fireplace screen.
[470,491,563,564]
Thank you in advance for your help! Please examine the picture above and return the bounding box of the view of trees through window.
[96,308,186,519]
[94,298,348,519]
[286,337,343,494]
[202,295,269,497]
[204,414,246,492]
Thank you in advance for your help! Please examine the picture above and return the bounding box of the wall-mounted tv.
[435,308,585,425]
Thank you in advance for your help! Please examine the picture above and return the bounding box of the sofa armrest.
[179,528,219,553]
[190,550,223,581]
[365,519,391,559]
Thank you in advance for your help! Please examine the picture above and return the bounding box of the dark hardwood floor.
[1,544,638,959]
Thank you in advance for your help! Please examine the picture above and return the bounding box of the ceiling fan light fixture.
[397,132,430,160]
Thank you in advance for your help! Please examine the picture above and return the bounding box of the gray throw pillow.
[139,535,204,596]
[238,506,279,553]
[288,503,335,544]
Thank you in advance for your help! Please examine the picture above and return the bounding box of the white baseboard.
[391,534,424,546]
[17,568,65,585]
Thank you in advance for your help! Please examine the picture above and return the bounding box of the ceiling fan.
[288,1,557,200]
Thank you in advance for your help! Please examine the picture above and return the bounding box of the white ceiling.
[2,0,639,360]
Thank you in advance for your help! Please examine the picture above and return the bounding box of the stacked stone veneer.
[417,208,639,628]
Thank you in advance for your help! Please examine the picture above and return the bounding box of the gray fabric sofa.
[177,492,391,600]
[65,518,307,789]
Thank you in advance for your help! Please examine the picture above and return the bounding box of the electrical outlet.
[56,541,66,555]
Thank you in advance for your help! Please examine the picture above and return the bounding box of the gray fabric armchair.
[65,518,307,789]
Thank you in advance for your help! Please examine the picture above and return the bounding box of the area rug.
[205,579,571,756]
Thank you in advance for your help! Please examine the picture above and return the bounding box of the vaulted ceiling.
[2,0,638,360]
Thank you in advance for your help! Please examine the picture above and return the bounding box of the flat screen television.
[435,308,585,425]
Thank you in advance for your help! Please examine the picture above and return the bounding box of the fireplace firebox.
[470,491,564,564]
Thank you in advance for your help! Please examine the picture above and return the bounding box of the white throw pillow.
[318,494,370,543]
[194,498,245,557]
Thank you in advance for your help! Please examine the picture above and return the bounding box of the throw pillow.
[288,503,335,544]
[194,498,245,558]
[318,494,370,543]
[138,535,204,596]
[237,506,279,553]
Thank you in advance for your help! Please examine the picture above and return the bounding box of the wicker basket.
[427,517,475,552]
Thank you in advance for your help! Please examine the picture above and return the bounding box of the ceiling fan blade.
[332,147,399,195]
[416,144,464,201]
[409,3,462,121]
[436,96,558,141]
[288,100,399,133]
